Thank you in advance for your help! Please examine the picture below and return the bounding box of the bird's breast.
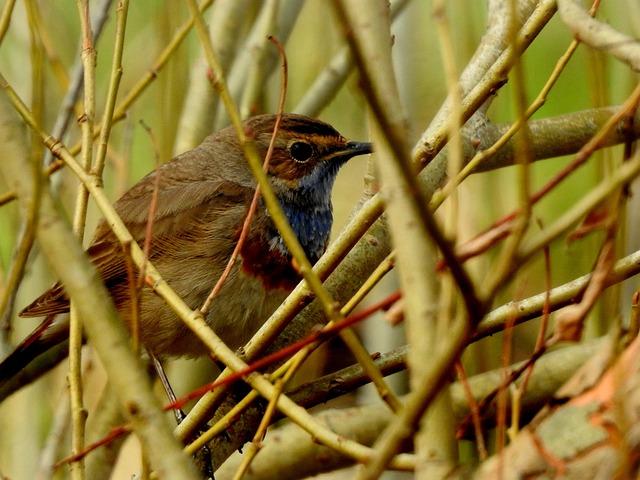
[239,199,333,291]
[239,234,301,291]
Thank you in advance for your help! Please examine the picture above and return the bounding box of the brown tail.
[0,315,69,401]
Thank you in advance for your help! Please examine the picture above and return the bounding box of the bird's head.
[244,114,372,206]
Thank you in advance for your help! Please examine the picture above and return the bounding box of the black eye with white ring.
[289,141,314,163]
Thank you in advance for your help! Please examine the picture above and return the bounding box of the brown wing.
[19,240,128,317]
[19,284,68,317]
[20,175,253,318]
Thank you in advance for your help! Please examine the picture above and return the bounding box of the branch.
[215,339,607,480]
[174,0,250,153]
[558,0,640,72]
[475,334,640,478]
[0,93,200,479]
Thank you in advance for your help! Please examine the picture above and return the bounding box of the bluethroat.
[0,113,372,383]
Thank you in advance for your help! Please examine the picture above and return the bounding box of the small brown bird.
[0,114,371,386]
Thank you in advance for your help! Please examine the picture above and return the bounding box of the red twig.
[496,309,517,456]
[520,239,552,395]
[455,362,487,460]
[53,292,402,466]
[169,290,402,410]
[54,425,130,468]
[200,36,289,315]
[439,84,640,272]
[436,221,512,272]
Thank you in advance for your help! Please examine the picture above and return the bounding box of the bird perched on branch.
[0,113,371,389]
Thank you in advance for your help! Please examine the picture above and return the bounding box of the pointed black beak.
[345,141,373,156]
[329,141,373,162]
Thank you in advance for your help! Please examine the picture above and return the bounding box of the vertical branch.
[73,0,97,238]
[174,0,250,153]
[239,0,279,118]
[64,6,131,467]
[331,2,473,479]
[93,0,130,177]
[43,0,114,169]
[69,1,98,477]
[0,0,43,338]
[424,0,467,476]
[482,0,534,300]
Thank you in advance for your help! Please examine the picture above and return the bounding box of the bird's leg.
[150,352,184,423]
[150,352,215,480]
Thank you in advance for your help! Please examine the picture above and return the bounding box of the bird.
[0,113,372,388]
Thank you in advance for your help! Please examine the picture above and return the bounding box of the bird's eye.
[289,141,314,163]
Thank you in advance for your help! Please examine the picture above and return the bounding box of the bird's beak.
[329,141,373,161]
[345,141,373,156]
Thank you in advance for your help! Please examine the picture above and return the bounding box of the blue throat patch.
[268,161,343,263]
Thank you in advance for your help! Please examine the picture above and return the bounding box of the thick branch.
[475,334,640,478]
[558,0,640,72]
[216,339,606,480]
[204,103,640,469]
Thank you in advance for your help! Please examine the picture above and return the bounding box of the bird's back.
[19,128,274,354]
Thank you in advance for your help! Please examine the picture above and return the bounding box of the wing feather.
[20,176,252,318]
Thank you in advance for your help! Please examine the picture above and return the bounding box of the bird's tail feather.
[0,315,69,401]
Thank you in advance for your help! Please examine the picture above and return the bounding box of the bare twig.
[68,1,98,476]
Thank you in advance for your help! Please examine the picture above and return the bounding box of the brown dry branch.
[474,332,640,479]
[215,338,607,480]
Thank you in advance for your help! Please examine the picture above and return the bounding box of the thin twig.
[482,0,534,301]
[199,35,288,316]
[518,241,552,398]
[43,0,114,168]
[68,1,97,477]
[231,374,291,480]
[455,362,487,460]
[54,425,131,469]
[0,72,416,471]
[92,0,129,177]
